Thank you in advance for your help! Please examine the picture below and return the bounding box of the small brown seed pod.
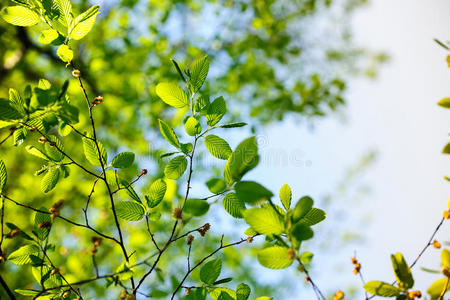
[172,207,183,220]
[187,235,194,245]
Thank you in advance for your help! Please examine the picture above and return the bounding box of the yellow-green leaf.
[257,246,293,269]
[1,6,40,27]
[155,82,189,108]
[57,44,73,62]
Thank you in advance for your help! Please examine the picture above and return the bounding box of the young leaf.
[206,178,227,194]
[112,152,135,169]
[0,160,6,193]
[54,0,72,26]
[200,257,222,284]
[279,184,292,210]
[442,249,450,268]
[38,29,59,44]
[70,5,100,40]
[291,223,313,241]
[115,201,145,221]
[438,97,450,108]
[155,83,189,108]
[257,246,294,269]
[0,99,22,120]
[164,155,187,180]
[83,134,107,166]
[34,210,51,240]
[159,119,180,148]
[190,55,209,92]
[235,181,273,205]
[184,116,202,136]
[209,288,236,300]
[300,251,314,264]
[443,142,450,154]
[217,122,247,129]
[236,283,251,300]
[224,137,259,184]
[363,281,401,297]
[427,278,450,299]
[44,135,65,162]
[184,198,210,216]
[223,192,246,218]
[9,88,25,115]
[1,6,41,27]
[243,207,284,235]
[292,196,313,222]
[146,179,167,208]
[41,168,60,193]
[390,253,414,289]
[297,208,326,226]
[26,145,51,161]
[206,96,226,126]
[205,135,232,160]
[57,44,74,62]
[8,244,40,265]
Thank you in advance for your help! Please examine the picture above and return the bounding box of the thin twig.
[0,273,16,300]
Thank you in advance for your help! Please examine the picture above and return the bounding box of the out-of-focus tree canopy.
[0,0,385,298]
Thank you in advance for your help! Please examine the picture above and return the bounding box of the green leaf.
[13,127,27,146]
[223,192,246,218]
[200,257,222,284]
[117,178,141,203]
[14,289,41,296]
[441,249,450,269]
[1,6,41,27]
[8,244,40,265]
[364,281,401,297]
[0,99,22,120]
[112,152,135,169]
[206,96,226,126]
[34,210,51,240]
[279,184,292,210]
[236,283,251,300]
[205,135,232,160]
[190,55,209,92]
[257,246,294,269]
[291,223,313,242]
[443,142,450,154]
[391,253,414,289]
[38,79,51,90]
[243,207,284,235]
[159,119,180,148]
[292,196,313,222]
[209,288,236,300]
[54,0,72,26]
[9,88,25,115]
[155,82,189,108]
[427,278,450,300]
[164,155,187,180]
[217,122,247,129]
[218,292,234,300]
[56,44,73,62]
[235,181,273,205]
[38,29,59,44]
[44,135,64,162]
[70,5,99,40]
[41,167,60,193]
[298,208,326,226]
[184,116,202,136]
[146,179,167,208]
[184,198,209,216]
[0,160,6,193]
[224,137,259,184]
[206,178,227,194]
[300,251,314,264]
[83,133,107,166]
[438,97,450,108]
[26,145,51,161]
[115,201,145,221]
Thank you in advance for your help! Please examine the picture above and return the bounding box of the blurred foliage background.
[0,0,386,298]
